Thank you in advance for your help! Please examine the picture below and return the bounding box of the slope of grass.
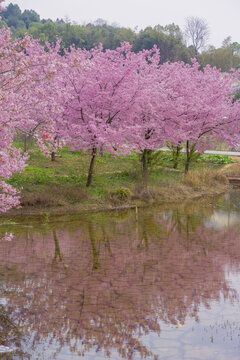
[5,144,231,214]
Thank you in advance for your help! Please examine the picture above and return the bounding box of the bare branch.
[184,16,209,55]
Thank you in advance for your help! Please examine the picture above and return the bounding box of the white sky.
[4,0,240,48]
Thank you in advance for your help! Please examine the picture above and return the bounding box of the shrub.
[108,187,132,203]
[198,154,235,164]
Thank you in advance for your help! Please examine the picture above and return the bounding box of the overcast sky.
[4,0,240,48]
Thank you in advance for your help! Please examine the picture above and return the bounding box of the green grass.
[7,145,143,207]
[6,142,231,211]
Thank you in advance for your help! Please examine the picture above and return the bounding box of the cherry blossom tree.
[61,43,161,186]
[0,29,33,212]
[0,1,29,213]
[15,38,66,160]
[0,26,63,212]
[154,60,240,172]
[1,3,240,213]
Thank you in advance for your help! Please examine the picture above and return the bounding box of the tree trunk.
[51,151,55,162]
[184,141,197,173]
[185,140,190,174]
[142,149,148,179]
[86,148,96,187]
[23,134,27,153]
[173,146,181,169]
[166,142,182,169]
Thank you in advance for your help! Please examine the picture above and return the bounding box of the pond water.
[1,192,240,359]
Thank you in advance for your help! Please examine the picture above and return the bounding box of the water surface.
[1,192,240,359]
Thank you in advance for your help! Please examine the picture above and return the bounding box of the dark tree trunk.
[185,140,190,174]
[51,136,58,161]
[173,146,181,169]
[86,148,96,187]
[173,161,178,169]
[51,151,55,162]
[184,141,197,173]
[142,149,148,179]
[23,134,27,153]
[166,142,182,169]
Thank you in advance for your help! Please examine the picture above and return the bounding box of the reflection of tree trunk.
[88,222,100,270]
[52,229,63,264]
[186,215,190,242]
[137,217,149,250]
[170,209,183,235]
[79,289,85,319]
[143,230,149,250]
[86,148,96,187]
[143,216,149,250]
[102,225,113,257]
[176,210,182,234]
[136,214,139,247]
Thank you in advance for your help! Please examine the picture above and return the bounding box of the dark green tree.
[21,9,40,29]
[2,3,25,29]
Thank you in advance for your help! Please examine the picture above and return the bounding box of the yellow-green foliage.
[108,187,132,203]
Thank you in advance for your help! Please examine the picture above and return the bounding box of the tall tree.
[0,13,63,212]
[133,25,190,63]
[60,43,160,186]
[21,9,40,29]
[1,3,25,29]
[157,60,240,172]
[184,16,209,56]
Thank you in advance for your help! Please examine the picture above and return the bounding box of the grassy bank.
[4,145,233,216]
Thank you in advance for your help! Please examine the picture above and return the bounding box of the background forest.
[1,2,240,71]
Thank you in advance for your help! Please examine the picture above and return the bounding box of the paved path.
[159,147,240,157]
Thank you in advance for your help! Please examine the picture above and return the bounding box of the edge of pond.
[0,184,232,224]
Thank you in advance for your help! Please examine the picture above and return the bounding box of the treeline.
[1,3,240,70]
[0,4,192,64]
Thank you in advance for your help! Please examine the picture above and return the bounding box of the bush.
[198,154,235,164]
[108,187,132,203]
[146,151,235,167]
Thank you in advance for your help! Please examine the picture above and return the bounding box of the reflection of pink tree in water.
[0,209,239,359]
